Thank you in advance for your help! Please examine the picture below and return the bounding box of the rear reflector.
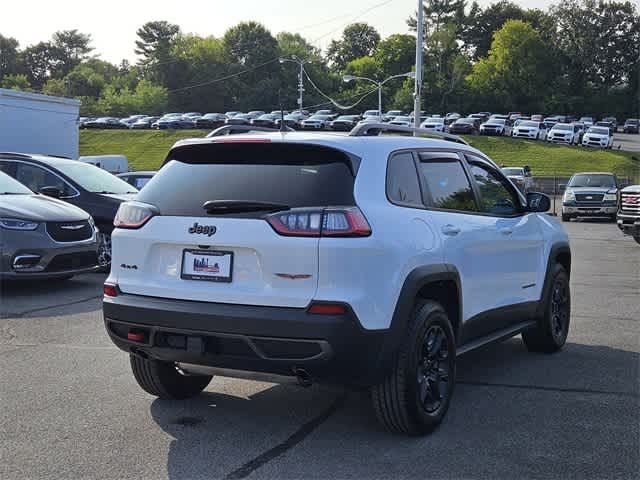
[103,284,118,297]
[267,207,371,237]
[127,331,145,342]
[308,303,347,315]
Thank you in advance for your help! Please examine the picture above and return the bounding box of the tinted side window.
[15,163,75,196]
[386,152,422,206]
[419,157,477,212]
[0,161,16,177]
[468,162,520,216]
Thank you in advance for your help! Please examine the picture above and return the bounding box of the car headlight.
[563,190,575,202]
[0,218,39,230]
[604,190,617,201]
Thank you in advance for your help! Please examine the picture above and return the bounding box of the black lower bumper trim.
[104,294,389,386]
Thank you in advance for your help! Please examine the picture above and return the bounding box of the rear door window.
[138,143,357,216]
[418,153,478,212]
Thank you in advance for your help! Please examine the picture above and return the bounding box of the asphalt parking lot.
[614,132,640,152]
[1,217,638,480]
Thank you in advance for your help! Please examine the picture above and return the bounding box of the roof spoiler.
[206,125,294,137]
[348,123,468,145]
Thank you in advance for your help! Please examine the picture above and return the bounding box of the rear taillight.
[113,201,157,229]
[266,207,371,237]
[103,283,119,297]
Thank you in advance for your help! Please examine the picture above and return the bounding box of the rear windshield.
[138,143,357,216]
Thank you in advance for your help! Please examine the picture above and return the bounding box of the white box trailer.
[0,88,80,159]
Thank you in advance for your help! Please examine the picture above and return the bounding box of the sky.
[2,0,558,64]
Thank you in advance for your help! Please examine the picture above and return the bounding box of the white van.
[78,155,129,174]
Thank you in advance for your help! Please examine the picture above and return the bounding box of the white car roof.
[171,131,489,164]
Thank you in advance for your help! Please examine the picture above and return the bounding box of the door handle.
[499,228,513,236]
[441,224,461,236]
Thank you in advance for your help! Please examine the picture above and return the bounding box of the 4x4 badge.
[188,223,217,236]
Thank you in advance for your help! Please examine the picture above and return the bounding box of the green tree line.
[0,0,638,117]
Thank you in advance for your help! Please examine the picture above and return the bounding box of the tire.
[130,355,212,400]
[522,264,570,353]
[371,301,456,436]
[561,213,571,222]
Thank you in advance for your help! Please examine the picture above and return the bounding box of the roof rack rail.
[206,125,294,137]
[348,123,468,145]
[0,152,33,159]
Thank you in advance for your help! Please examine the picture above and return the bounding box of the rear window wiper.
[202,200,291,214]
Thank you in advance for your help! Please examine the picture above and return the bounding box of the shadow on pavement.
[148,339,638,479]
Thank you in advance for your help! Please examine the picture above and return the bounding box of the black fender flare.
[536,242,571,320]
[369,264,461,384]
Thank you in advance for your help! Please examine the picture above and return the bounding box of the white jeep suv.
[103,129,572,435]
[582,126,614,148]
[547,123,582,145]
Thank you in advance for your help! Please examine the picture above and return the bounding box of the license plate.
[181,249,233,283]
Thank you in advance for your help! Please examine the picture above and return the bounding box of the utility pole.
[280,56,310,113]
[343,72,415,117]
[413,0,424,131]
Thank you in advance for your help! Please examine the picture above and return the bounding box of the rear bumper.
[103,293,389,386]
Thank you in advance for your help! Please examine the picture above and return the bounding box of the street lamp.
[279,55,312,113]
[343,72,415,118]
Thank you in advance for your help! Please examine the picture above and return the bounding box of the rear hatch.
[112,141,359,308]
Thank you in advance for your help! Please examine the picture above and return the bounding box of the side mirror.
[526,192,551,213]
[39,186,62,198]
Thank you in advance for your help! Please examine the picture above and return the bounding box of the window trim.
[385,151,427,210]
[3,160,80,199]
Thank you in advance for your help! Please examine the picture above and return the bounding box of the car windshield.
[456,119,474,124]
[502,168,524,176]
[487,119,505,125]
[336,116,357,121]
[54,162,138,194]
[258,114,277,120]
[580,117,593,122]
[0,171,33,194]
[393,116,412,122]
[625,119,638,125]
[519,121,539,127]
[203,114,220,119]
[309,115,332,120]
[553,124,573,131]
[588,127,609,135]
[568,174,616,188]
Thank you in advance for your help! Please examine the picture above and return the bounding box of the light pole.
[343,72,415,117]
[414,0,425,130]
[279,55,311,113]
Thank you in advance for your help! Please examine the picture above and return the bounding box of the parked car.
[0,171,99,281]
[313,109,334,117]
[194,113,227,130]
[78,155,128,174]
[388,115,414,127]
[120,115,146,128]
[444,112,461,125]
[511,120,548,140]
[225,114,252,126]
[479,118,510,136]
[602,117,618,132]
[155,115,190,129]
[469,113,489,122]
[420,117,445,132]
[117,171,156,190]
[579,116,594,128]
[84,117,127,129]
[501,166,533,193]
[582,126,614,148]
[131,116,159,129]
[300,114,333,130]
[616,184,640,244]
[623,119,639,134]
[247,111,265,120]
[448,117,479,134]
[251,113,280,128]
[274,113,306,130]
[270,110,289,116]
[363,110,381,119]
[384,110,403,121]
[103,129,569,436]
[546,123,582,145]
[595,120,615,134]
[0,152,138,268]
[329,115,360,131]
[562,172,619,222]
[530,114,544,122]
[224,111,242,119]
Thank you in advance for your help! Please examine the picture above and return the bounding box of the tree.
[50,29,93,77]
[223,22,279,66]
[135,21,180,85]
[326,23,381,71]
[467,20,554,112]
[0,35,20,82]
[374,34,415,77]
[20,42,54,88]
[1,74,31,91]
[408,0,466,36]
[97,80,167,116]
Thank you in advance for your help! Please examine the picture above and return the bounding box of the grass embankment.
[80,130,639,180]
